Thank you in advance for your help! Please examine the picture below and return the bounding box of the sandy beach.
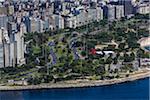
[0,68,150,91]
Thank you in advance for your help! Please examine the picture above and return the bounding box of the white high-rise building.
[0,15,8,29]
[9,42,16,67]
[0,24,26,68]
[115,5,124,19]
[0,43,4,68]
[88,8,97,22]
[107,5,116,21]
[76,9,88,27]
[0,28,4,68]
[96,7,103,21]
[54,15,64,29]
[15,23,26,65]
[65,14,77,28]
[137,3,149,14]
[30,17,40,33]
[0,28,11,68]
[39,20,45,33]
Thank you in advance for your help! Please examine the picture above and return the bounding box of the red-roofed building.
[90,48,96,55]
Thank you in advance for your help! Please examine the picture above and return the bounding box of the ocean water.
[0,78,149,100]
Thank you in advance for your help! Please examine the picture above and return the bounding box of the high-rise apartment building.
[137,3,149,14]
[54,15,64,29]
[105,5,116,21]
[118,0,133,16]
[0,15,8,29]
[115,5,124,19]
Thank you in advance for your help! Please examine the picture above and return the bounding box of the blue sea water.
[0,78,149,100]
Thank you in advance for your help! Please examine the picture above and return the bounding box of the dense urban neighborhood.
[0,0,149,86]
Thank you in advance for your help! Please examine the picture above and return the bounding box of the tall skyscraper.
[115,5,124,19]
[0,15,8,29]
[0,28,11,68]
[137,3,149,14]
[54,15,64,29]
[103,5,116,20]
[118,0,134,16]
[0,28,4,68]
[15,23,26,65]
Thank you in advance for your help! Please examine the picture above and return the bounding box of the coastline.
[0,68,150,91]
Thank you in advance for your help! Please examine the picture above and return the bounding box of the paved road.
[49,49,57,65]
[48,41,57,65]
[71,39,80,60]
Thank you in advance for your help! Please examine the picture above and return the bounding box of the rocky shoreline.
[0,69,150,91]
